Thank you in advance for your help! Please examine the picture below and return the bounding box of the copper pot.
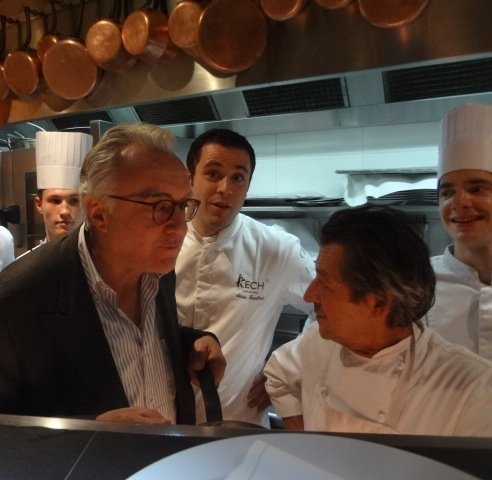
[36,0,60,63]
[197,0,267,74]
[86,0,137,74]
[3,7,42,97]
[168,1,205,59]
[358,0,430,28]
[121,0,177,66]
[260,0,309,21]
[42,0,101,100]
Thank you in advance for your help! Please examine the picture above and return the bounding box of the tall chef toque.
[36,131,93,190]
[438,103,492,179]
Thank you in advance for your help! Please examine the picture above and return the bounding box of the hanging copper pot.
[358,0,430,28]
[42,0,102,100]
[168,0,205,59]
[121,0,177,66]
[197,0,267,74]
[260,0,309,21]
[37,0,61,63]
[86,0,137,74]
[3,7,43,97]
[315,0,355,9]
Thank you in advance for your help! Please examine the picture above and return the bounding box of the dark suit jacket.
[0,227,202,424]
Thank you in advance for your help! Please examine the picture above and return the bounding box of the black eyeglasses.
[107,195,201,224]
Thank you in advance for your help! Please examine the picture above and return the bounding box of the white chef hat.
[36,131,93,190]
[438,103,492,179]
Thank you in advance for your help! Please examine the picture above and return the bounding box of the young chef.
[175,128,315,426]
[426,103,492,360]
[34,131,93,243]
[264,205,492,436]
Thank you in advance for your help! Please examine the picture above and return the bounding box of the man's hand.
[188,335,227,386]
[96,406,172,425]
[247,372,271,412]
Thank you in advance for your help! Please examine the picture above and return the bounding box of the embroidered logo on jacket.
[235,273,265,300]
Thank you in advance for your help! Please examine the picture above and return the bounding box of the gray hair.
[79,123,176,197]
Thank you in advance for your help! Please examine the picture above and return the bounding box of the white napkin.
[342,173,437,206]
[224,440,344,480]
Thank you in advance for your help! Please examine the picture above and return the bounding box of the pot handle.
[196,365,223,423]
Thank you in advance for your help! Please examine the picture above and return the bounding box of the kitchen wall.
[247,120,440,199]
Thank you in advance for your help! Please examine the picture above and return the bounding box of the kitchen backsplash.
[246,120,440,199]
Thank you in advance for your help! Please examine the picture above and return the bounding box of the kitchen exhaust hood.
[1,0,492,141]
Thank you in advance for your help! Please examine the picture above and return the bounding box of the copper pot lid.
[42,39,100,100]
[358,0,430,28]
[260,0,308,21]
[315,0,355,9]
[168,1,204,51]
[197,0,267,74]
[86,19,136,73]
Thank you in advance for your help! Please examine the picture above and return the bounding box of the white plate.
[128,433,478,480]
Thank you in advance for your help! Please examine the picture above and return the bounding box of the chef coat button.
[320,388,329,398]
[377,411,386,423]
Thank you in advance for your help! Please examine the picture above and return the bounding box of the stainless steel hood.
[1,0,492,141]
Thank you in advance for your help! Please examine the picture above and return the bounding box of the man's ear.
[34,196,42,214]
[83,197,108,232]
[364,292,391,317]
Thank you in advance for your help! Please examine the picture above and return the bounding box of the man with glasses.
[0,124,226,424]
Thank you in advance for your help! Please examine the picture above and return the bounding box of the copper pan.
[358,0,430,28]
[86,0,137,74]
[197,0,267,74]
[121,0,177,66]
[315,0,355,9]
[42,0,102,100]
[36,0,60,63]
[260,0,309,21]
[3,7,43,97]
[168,1,205,59]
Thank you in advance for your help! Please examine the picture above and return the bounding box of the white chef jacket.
[0,226,14,272]
[265,322,492,436]
[427,245,492,360]
[175,213,315,426]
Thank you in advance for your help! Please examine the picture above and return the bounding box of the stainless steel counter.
[0,414,490,479]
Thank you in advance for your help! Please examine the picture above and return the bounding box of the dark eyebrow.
[204,160,250,174]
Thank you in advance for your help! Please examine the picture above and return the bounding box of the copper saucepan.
[42,0,102,100]
[197,0,268,74]
[357,0,430,28]
[3,7,43,97]
[37,0,61,63]
[121,0,177,66]
[86,0,137,74]
[260,0,309,21]
[168,0,205,60]
[315,0,355,9]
